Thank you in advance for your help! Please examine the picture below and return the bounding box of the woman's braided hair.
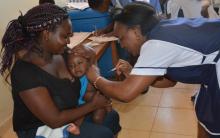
[0,3,69,76]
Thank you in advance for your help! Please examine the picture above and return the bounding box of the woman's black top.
[11,60,81,131]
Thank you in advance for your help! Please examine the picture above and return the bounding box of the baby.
[65,51,112,134]
[35,51,111,137]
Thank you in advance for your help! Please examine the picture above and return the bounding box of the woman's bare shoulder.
[53,55,71,79]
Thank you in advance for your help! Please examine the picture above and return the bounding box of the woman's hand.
[67,123,80,135]
[72,45,96,64]
[93,29,105,36]
[90,92,111,109]
[93,23,114,36]
[115,59,132,77]
[102,31,114,37]
[86,64,100,82]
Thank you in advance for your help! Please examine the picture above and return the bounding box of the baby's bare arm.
[83,83,96,102]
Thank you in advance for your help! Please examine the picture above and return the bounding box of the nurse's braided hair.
[0,3,69,76]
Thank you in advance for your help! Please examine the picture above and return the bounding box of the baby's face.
[67,55,89,77]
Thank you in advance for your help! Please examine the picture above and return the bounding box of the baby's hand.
[90,92,110,109]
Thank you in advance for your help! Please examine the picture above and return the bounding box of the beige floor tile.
[152,108,197,136]
[159,88,197,109]
[1,127,17,138]
[127,87,163,107]
[150,132,196,138]
[118,129,150,138]
[112,102,123,110]
[174,83,200,90]
[0,117,13,137]
[118,105,157,131]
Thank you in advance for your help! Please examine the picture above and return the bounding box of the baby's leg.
[67,123,80,135]
[92,108,106,124]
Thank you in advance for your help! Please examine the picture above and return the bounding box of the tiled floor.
[2,83,199,138]
[116,83,199,138]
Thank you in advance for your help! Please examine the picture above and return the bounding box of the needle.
[108,67,116,72]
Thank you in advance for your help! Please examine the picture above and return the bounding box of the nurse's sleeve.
[131,40,181,76]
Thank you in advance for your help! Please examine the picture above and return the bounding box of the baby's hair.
[68,52,90,63]
[63,50,91,67]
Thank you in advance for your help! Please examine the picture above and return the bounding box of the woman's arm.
[87,65,158,102]
[151,76,177,88]
[19,87,109,128]
[94,75,176,100]
[98,75,157,102]
[94,23,114,36]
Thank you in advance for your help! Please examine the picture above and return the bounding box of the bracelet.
[93,76,102,89]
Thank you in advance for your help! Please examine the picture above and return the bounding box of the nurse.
[84,2,220,138]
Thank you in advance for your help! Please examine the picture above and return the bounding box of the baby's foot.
[67,123,80,135]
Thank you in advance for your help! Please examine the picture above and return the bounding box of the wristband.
[93,76,102,89]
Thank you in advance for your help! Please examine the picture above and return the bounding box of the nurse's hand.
[115,59,132,78]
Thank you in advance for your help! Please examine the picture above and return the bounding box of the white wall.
[0,0,38,135]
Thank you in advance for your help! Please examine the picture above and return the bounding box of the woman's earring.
[44,30,49,41]
[45,36,49,41]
